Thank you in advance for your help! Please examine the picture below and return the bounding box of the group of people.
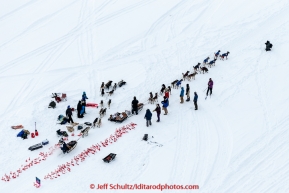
[64,92,89,125]
[179,84,198,110]
[134,77,216,127]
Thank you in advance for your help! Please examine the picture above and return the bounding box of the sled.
[86,103,98,108]
[66,141,77,153]
[103,153,116,163]
[28,143,43,151]
[11,125,24,129]
[108,112,128,123]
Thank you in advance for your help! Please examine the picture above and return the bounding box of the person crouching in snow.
[161,96,169,115]
[180,87,184,103]
[144,109,152,127]
[153,104,161,122]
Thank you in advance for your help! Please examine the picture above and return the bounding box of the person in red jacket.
[164,89,169,99]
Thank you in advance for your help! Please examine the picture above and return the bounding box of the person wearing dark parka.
[144,109,152,127]
[193,92,198,110]
[153,104,161,122]
[66,105,74,123]
[131,96,139,115]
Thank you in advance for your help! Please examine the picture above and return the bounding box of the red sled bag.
[86,103,98,108]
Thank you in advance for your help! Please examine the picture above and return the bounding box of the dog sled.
[11,125,24,129]
[59,138,77,154]
[108,112,128,123]
[51,93,67,103]
[103,153,117,163]
[28,143,43,151]
[137,103,144,112]
[86,103,98,108]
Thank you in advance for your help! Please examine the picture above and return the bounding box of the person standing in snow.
[206,78,214,97]
[193,92,198,110]
[81,99,86,114]
[164,89,170,99]
[161,96,169,115]
[131,96,139,115]
[180,87,184,103]
[153,104,161,122]
[81,92,88,114]
[144,109,152,127]
[66,106,74,124]
[77,101,83,118]
[186,84,190,101]
[265,40,273,51]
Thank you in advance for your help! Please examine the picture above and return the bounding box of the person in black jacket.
[77,101,83,118]
[144,109,152,127]
[186,84,190,101]
[66,105,74,123]
[131,96,139,115]
[265,40,273,51]
[153,104,161,122]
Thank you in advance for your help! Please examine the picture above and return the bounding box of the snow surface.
[1,0,289,192]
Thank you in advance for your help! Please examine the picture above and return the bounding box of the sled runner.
[103,153,117,163]
[11,125,24,129]
[86,103,98,108]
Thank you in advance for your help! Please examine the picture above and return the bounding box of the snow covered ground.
[1,0,289,192]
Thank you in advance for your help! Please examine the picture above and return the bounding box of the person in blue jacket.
[82,92,88,114]
[180,87,184,103]
[82,91,88,101]
[176,79,183,89]
[144,109,152,127]
[161,96,169,115]
[193,92,198,110]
